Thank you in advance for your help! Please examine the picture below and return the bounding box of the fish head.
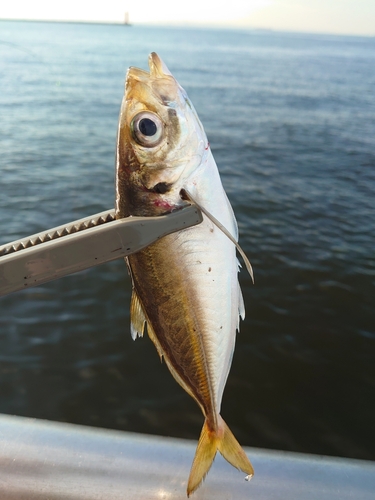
[116,52,208,217]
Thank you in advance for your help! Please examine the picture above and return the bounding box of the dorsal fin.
[130,290,147,340]
[129,287,164,361]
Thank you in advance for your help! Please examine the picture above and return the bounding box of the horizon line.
[0,17,374,39]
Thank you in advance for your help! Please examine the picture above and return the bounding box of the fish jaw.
[116,53,209,218]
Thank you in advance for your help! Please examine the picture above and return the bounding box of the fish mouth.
[125,52,179,106]
[126,66,149,84]
[148,52,173,77]
[126,52,173,87]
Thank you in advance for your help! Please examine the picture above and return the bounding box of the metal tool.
[0,206,202,297]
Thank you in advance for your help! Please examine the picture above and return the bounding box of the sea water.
[0,20,374,460]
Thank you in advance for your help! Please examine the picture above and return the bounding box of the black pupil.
[139,118,157,136]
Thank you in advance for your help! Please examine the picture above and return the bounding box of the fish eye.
[131,112,163,147]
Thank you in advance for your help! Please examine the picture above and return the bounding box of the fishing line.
[0,39,61,87]
[181,188,254,284]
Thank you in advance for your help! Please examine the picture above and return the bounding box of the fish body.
[116,53,253,495]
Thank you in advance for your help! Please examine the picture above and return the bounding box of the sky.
[0,0,374,37]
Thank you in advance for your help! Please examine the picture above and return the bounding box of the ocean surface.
[0,20,374,461]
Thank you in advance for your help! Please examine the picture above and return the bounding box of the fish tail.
[187,415,254,496]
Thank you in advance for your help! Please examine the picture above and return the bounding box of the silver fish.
[115,52,254,496]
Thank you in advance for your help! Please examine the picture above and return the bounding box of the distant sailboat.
[124,12,131,26]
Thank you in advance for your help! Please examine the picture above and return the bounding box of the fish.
[115,52,254,496]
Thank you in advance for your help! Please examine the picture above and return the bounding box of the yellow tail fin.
[187,415,254,496]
